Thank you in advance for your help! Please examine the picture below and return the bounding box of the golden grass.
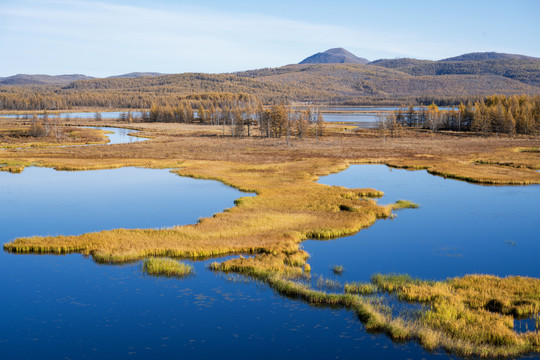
[143,257,193,277]
[392,200,419,209]
[368,273,540,356]
[211,253,540,357]
[0,126,109,149]
[3,159,392,263]
[344,282,378,295]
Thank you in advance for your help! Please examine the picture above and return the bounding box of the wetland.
[1,118,539,359]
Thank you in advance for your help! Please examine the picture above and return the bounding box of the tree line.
[378,94,540,136]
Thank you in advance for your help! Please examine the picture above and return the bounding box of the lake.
[1,164,538,359]
[321,106,453,128]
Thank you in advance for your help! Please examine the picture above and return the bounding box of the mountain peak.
[299,48,369,65]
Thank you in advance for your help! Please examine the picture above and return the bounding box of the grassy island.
[143,258,194,277]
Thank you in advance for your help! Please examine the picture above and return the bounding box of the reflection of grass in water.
[316,275,341,290]
[143,257,193,277]
[214,253,540,358]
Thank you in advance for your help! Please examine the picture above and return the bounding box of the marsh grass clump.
[215,252,540,357]
[345,282,378,295]
[371,273,425,292]
[392,200,419,210]
[331,265,344,275]
[143,257,193,278]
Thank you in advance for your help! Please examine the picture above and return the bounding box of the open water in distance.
[1,165,538,359]
[321,106,453,128]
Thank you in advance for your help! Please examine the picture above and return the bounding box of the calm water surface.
[83,126,146,145]
[322,113,379,128]
[1,165,538,359]
[308,165,540,282]
[321,106,453,128]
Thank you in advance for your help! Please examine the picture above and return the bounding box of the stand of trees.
[378,94,539,136]
[141,100,326,139]
[28,111,62,140]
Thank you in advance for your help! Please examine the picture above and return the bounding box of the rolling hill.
[0,74,94,86]
[1,50,539,109]
[299,48,369,65]
[368,52,540,87]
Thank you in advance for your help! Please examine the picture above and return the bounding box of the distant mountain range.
[1,49,539,102]
[0,74,94,86]
[0,72,165,85]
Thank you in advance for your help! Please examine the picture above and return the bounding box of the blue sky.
[0,0,539,77]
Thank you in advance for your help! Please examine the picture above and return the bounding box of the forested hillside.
[369,55,540,87]
[1,51,540,110]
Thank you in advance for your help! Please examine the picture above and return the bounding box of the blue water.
[1,165,538,359]
[0,167,250,239]
[83,126,146,145]
[322,113,379,128]
[306,165,540,283]
[0,126,145,151]
[321,106,453,128]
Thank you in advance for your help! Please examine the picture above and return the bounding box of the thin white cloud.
[0,0,527,76]
[0,0,416,75]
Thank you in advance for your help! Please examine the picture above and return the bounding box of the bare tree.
[29,114,45,137]
[376,112,386,142]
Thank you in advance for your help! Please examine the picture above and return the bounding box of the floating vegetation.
[331,265,344,275]
[392,200,419,210]
[316,275,341,290]
[143,258,194,278]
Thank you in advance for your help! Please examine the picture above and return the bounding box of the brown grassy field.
[2,118,540,357]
